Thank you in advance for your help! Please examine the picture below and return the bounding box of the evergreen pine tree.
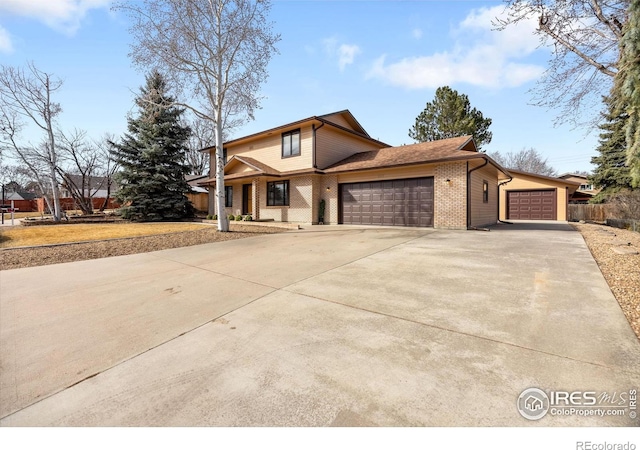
[111,71,193,221]
[409,86,492,150]
[615,0,640,186]
[590,93,633,202]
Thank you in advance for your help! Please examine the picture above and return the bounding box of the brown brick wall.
[434,162,467,229]
[259,175,315,223]
[322,175,339,224]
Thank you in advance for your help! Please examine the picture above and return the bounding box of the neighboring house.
[1,189,38,211]
[3,191,37,201]
[199,110,511,229]
[558,173,600,204]
[499,170,580,221]
[60,174,118,199]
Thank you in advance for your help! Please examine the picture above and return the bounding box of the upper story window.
[579,183,593,191]
[282,129,301,158]
[482,180,489,203]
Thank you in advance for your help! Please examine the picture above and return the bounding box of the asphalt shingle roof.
[324,135,480,173]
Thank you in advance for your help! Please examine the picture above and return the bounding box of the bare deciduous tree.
[183,114,215,175]
[0,63,64,220]
[489,147,558,176]
[96,133,120,212]
[495,0,628,128]
[57,129,105,215]
[114,0,280,231]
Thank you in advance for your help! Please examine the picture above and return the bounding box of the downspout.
[466,158,489,230]
[497,176,513,224]
[312,121,325,169]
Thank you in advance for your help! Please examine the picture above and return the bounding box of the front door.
[242,184,252,215]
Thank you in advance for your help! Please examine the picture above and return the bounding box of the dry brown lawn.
[0,222,210,248]
[1,211,43,220]
[0,223,285,270]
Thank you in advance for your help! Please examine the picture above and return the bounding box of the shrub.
[235,214,243,221]
[206,214,213,220]
[212,214,217,220]
[228,214,235,221]
[243,215,253,221]
[608,189,640,220]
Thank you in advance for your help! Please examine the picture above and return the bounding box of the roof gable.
[318,110,369,136]
[509,169,581,187]
[201,109,387,152]
[224,155,280,177]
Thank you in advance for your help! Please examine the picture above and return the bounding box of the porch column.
[252,178,260,220]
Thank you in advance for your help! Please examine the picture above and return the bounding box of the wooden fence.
[0,199,37,212]
[187,192,209,212]
[36,197,119,213]
[567,204,612,222]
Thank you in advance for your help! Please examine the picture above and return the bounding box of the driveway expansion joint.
[284,290,640,377]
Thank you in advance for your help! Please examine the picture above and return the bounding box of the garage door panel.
[507,190,557,220]
[341,177,434,227]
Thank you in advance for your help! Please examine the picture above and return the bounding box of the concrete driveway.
[1,223,638,426]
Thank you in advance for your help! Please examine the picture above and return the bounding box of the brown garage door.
[507,190,557,220]
[340,177,434,227]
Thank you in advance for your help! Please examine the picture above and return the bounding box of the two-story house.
[558,173,600,204]
[199,110,511,229]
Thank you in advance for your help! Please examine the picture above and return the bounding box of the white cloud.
[0,26,13,54]
[367,5,544,89]
[412,28,423,40]
[323,37,361,71]
[337,44,361,71]
[0,0,112,35]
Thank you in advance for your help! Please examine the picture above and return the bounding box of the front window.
[282,129,300,158]
[482,180,489,203]
[225,186,233,207]
[267,180,289,206]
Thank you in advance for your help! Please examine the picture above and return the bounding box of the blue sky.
[0,0,601,174]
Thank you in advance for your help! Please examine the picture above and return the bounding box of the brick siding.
[434,162,467,229]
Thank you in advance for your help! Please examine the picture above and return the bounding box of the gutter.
[466,158,489,230]
[312,121,325,169]
[497,176,513,224]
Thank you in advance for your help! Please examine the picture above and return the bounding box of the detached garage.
[507,190,557,220]
[499,170,580,221]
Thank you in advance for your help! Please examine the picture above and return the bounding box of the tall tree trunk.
[214,111,229,232]
[46,90,62,221]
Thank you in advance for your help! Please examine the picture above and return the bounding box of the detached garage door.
[507,190,557,220]
[340,177,434,227]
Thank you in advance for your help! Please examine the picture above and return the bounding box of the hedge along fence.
[607,218,640,232]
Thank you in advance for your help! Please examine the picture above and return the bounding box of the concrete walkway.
[0,217,21,227]
[1,223,638,426]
